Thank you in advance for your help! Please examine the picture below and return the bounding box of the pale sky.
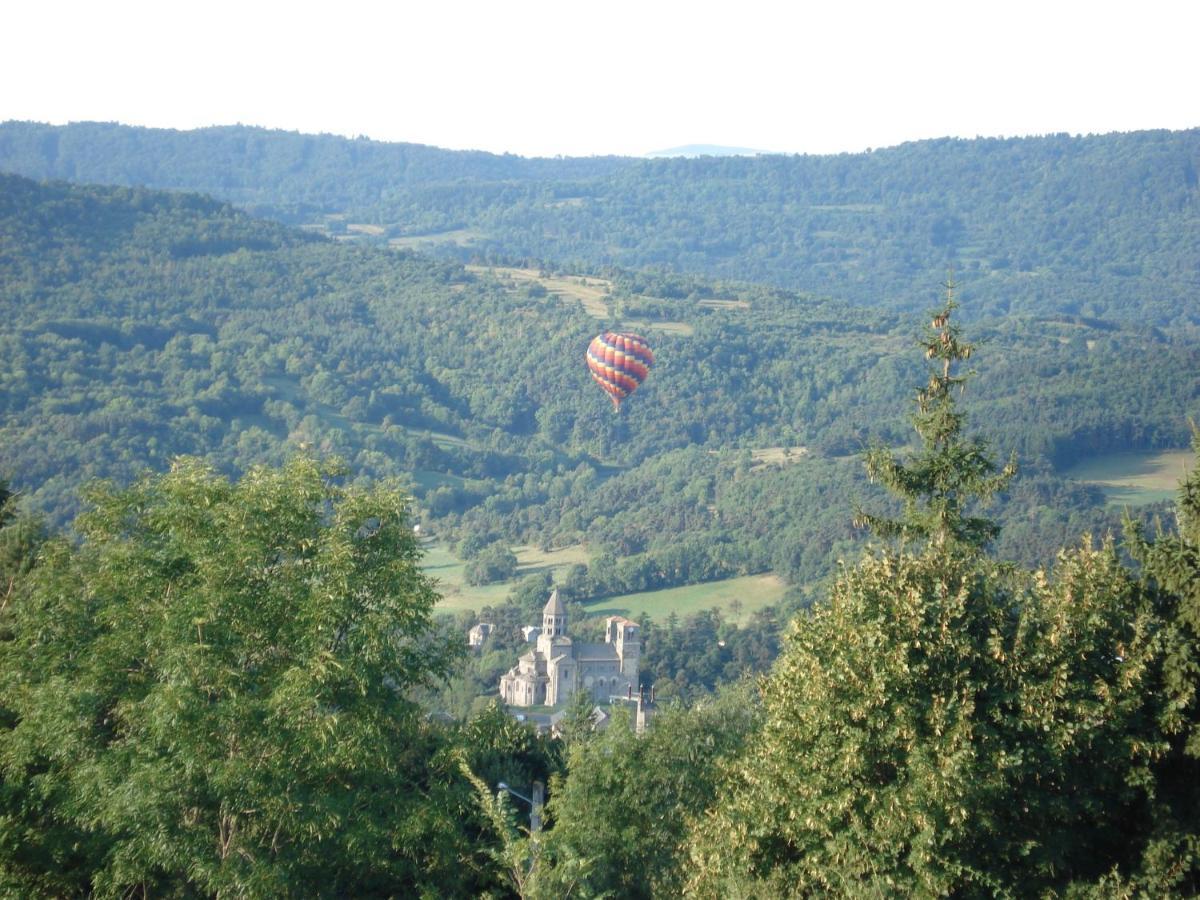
[5,0,1197,158]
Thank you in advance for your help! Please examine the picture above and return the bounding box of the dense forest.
[1,316,1197,895]
[2,121,1197,323]
[2,174,1195,596]
[1,122,1199,892]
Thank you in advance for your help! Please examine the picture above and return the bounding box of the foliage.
[0,456,469,897]
[465,543,520,586]
[857,286,1015,548]
[544,683,760,899]
[1130,427,1200,755]
[0,479,43,608]
[3,122,1198,325]
[1,174,1194,600]
[637,607,782,701]
[685,309,1170,896]
[687,541,1162,897]
[1117,427,1200,892]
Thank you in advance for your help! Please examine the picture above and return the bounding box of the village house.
[467,622,494,648]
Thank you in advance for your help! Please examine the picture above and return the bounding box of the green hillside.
[1,173,1196,591]
[2,122,1197,323]
[3,130,1199,900]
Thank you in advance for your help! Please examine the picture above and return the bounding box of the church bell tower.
[542,588,567,638]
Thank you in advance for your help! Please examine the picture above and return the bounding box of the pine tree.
[686,293,1161,897]
[855,280,1015,549]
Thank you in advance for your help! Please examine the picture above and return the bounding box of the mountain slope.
[1,174,1196,582]
[2,122,1197,323]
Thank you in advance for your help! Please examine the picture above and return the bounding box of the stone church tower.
[542,587,567,638]
[499,589,640,708]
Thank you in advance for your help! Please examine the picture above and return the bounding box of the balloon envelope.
[586,331,655,409]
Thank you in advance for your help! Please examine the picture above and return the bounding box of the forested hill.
[2,173,1198,591]
[0,121,633,220]
[2,121,1198,323]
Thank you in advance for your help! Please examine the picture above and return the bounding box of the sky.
[5,0,1197,159]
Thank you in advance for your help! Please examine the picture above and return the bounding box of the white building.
[499,589,640,708]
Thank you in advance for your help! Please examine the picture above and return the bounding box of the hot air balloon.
[586,331,655,410]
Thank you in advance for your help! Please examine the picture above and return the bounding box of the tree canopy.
[684,304,1191,897]
[0,457,469,897]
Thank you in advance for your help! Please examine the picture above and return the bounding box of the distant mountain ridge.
[644,144,769,158]
[1,121,1197,324]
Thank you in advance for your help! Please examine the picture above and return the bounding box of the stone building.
[499,589,640,708]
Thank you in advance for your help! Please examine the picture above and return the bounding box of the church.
[499,589,640,708]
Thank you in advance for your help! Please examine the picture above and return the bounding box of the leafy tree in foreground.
[1115,427,1200,893]
[0,478,44,611]
[543,681,760,899]
[686,294,1164,896]
[0,457,465,897]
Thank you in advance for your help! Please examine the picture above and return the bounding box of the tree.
[686,297,1163,896]
[544,682,760,899]
[1119,428,1200,893]
[466,542,520,586]
[0,478,44,610]
[855,281,1015,549]
[0,456,467,897]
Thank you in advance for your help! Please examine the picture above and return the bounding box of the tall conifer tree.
[686,292,1161,897]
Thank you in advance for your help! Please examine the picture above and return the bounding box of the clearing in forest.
[749,446,809,471]
[1065,448,1195,506]
[467,265,613,318]
[389,229,481,249]
[697,298,750,310]
[428,542,591,613]
[581,573,788,626]
[618,318,695,336]
[468,266,703,335]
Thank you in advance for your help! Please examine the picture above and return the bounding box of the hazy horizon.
[6,118,1196,163]
[4,1,1197,159]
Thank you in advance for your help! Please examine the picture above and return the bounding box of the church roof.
[574,643,620,661]
[543,588,565,616]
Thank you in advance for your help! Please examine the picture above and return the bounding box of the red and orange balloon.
[586,331,655,410]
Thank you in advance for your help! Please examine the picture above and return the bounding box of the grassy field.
[749,446,809,471]
[696,298,750,310]
[426,542,591,613]
[425,539,788,626]
[1065,448,1195,506]
[467,265,709,337]
[617,318,695,336]
[580,573,788,626]
[467,265,613,318]
[389,229,480,249]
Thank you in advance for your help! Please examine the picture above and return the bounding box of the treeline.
[0,121,631,222]
[3,122,1198,323]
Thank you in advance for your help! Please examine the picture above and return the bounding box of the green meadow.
[425,538,788,626]
[425,542,591,613]
[581,573,788,626]
[1065,448,1195,506]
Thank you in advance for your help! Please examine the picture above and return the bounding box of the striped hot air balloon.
[586,331,655,410]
